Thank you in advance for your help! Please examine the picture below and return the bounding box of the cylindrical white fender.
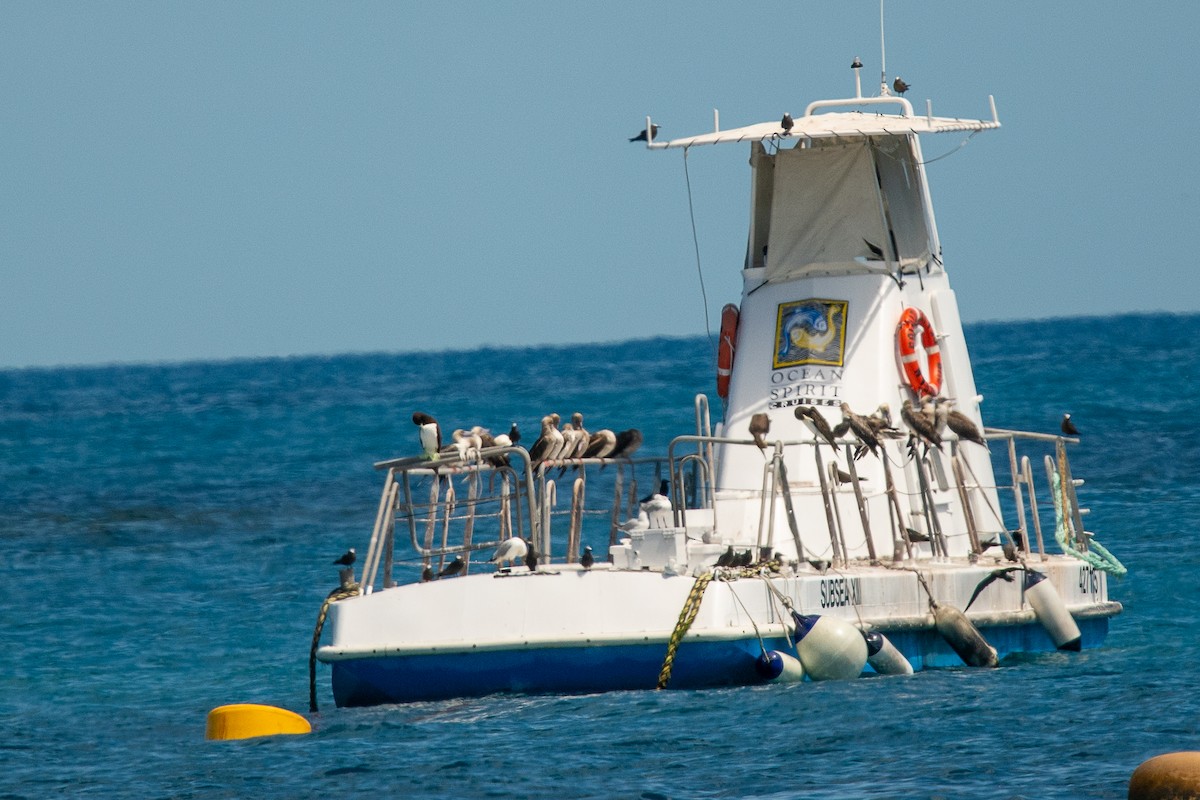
[792,614,868,681]
[1024,570,1082,652]
[755,650,806,683]
[863,630,914,675]
[933,603,999,667]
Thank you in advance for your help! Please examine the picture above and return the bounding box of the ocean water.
[2,312,1198,799]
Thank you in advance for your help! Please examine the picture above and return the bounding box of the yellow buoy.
[205,704,312,741]
[1129,752,1200,800]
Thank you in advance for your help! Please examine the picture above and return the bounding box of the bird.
[568,413,589,460]
[1061,414,1080,436]
[640,479,670,506]
[333,548,356,566]
[862,238,886,260]
[420,566,434,582]
[412,412,441,459]
[608,428,643,460]
[831,465,867,486]
[489,536,528,568]
[807,559,831,574]
[901,399,943,449]
[629,124,661,143]
[964,566,1025,611]
[528,415,563,465]
[446,428,483,462]
[924,398,949,437]
[893,76,910,94]
[640,481,672,521]
[507,422,521,446]
[580,546,595,570]
[524,540,539,571]
[780,113,794,134]
[437,556,464,578]
[749,412,771,454]
[583,428,617,459]
[851,56,863,69]
[618,510,649,533]
[839,403,881,457]
[795,405,839,448]
[944,405,988,448]
[558,423,580,464]
[903,527,932,543]
[715,546,735,568]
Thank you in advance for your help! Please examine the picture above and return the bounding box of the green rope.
[1051,469,1126,577]
[656,573,713,689]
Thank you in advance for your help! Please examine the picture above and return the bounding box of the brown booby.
[583,429,617,459]
[749,412,771,454]
[901,399,943,449]
[412,412,441,459]
[839,402,881,457]
[609,429,643,460]
[945,407,988,449]
[795,405,839,448]
[528,415,563,465]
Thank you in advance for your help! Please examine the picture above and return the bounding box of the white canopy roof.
[652,101,999,149]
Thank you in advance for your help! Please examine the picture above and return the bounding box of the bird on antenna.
[629,124,661,143]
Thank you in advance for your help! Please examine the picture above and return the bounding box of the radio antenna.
[879,0,888,94]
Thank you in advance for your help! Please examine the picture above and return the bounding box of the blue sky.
[2,2,1195,368]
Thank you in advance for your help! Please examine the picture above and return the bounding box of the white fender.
[933,603,999,667]
[1024,570,1082,652]
[792,614,868,681]
[863,630,914,675]
[754,650,806,683]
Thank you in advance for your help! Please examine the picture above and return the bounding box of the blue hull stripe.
[330,618,1109,707]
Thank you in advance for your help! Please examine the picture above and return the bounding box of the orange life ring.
[896,307,942,397]
[717,304,739,399]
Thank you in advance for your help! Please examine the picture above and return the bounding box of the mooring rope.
[656,572,713,690]
[309,583,360,713]
[1051,469,1126,577]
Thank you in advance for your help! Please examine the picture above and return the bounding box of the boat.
[313,59,1125,708]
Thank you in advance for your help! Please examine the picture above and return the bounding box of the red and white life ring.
[716,304,739,399]
[896,307,942,397]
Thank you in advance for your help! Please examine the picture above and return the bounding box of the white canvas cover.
[763,138,932,281]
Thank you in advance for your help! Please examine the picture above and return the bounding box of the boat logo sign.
[773,299,847,369]
[768,299,848,410]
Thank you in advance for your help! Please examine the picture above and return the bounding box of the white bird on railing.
[489,536,528,568]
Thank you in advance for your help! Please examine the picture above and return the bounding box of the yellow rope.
[655,573,713,690]
[309,583,359,712]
